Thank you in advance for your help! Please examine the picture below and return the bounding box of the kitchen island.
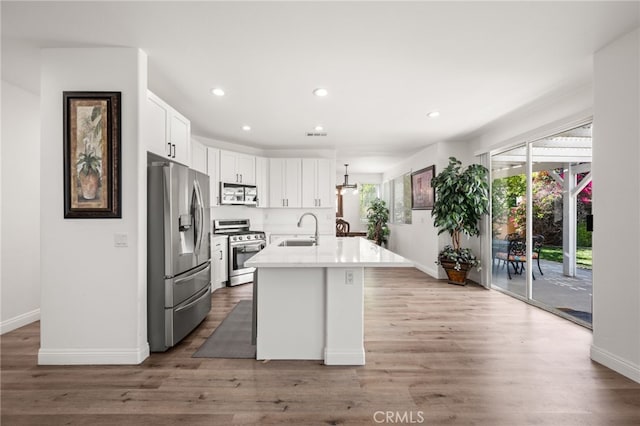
[245,237,413,365]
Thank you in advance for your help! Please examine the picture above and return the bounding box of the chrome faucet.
[297,212,319,245]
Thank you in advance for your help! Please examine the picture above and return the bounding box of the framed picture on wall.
[411,165,435,210]
[63,91,121,218]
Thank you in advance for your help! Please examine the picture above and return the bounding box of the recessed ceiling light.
[242,125,251,131]
[314,125,324,131]
[426,111,441,118]
[211,88,225,97]
[313,88,328,97]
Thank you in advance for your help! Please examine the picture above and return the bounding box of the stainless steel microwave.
[220,182,258,206]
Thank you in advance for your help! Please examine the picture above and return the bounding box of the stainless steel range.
[213,219,266,286]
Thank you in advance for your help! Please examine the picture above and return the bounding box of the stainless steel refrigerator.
[147,161,211,352]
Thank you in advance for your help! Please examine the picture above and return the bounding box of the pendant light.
[338,164,358,195]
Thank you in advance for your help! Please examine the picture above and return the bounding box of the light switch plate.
[114,233,128,248]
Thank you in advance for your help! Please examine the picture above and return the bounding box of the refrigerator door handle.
[193,178,205,253]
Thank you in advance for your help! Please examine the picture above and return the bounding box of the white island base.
[248,237,413,366]
[256,267,366,365]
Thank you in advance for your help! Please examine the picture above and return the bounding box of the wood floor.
[2,268,640,425]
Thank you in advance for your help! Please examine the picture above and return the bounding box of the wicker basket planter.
[439,259,472,286]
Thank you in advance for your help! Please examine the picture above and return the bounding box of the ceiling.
[2,1,638,173]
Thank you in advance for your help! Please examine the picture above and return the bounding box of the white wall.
[469,83,593,156]
[38,48,148,364]
[381,141,484,281]
[382,144,440,278]
[1,81,41,333]
[590,28,640,383]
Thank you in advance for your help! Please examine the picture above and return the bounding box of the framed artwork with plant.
[63,91,121,218]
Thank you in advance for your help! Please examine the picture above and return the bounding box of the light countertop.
[246,237,414,268]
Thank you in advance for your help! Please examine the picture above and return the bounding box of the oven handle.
[233,243,265,253]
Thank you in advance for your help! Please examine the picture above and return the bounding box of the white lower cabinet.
[211,235,228,289]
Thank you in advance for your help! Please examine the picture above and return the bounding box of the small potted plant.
[431,157,489,285]
[366,198,390,246]
[76,147,101,200]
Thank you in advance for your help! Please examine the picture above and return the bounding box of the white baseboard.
[591,344,640,384]
[413,261,439,279]
[38,344,150,365]
[324,348,365,366]
[0,308,40,335]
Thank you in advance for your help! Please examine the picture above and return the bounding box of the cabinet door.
[255,156,269,208]
[219,242,228,284]
[316,159,334,208]
[301,158,317,208]
[236,154,256,185]
[284,158,301,208]
[269,158,285,207]
[169,110,190,166]
[220,150,238,183]
[211,236,228,289]
[190,139,207,174]
[207,148,220,206]
[146,93,170,158]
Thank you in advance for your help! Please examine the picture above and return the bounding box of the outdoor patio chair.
[532,234,544,276]
[495,234,542,280]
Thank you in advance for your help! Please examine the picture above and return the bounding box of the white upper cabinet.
[169,111,190,165]
[255,156,269,208]
[190,138,208,174]
[145,91,191,166]
[145,93,170,159]
[207,147,220,207]
[302,158,334,208]
[220,150,256,185]
[269,158,301,208]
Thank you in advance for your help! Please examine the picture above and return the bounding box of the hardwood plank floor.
[2,268,640,425]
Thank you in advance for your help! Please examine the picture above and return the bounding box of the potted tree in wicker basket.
[431,157,489,285]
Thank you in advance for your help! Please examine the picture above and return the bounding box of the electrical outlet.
[345,270,354,285]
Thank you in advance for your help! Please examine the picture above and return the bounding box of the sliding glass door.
[490,123,593,327]
[491,145,527,298]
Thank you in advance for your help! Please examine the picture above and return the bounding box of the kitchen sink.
[278,239,316,247]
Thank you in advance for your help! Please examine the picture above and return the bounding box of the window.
[390,173,412,224]
[358,184,380,222]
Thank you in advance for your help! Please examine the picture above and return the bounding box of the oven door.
[230,241,265,276]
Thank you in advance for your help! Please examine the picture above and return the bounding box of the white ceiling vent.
[306,132,328,137]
